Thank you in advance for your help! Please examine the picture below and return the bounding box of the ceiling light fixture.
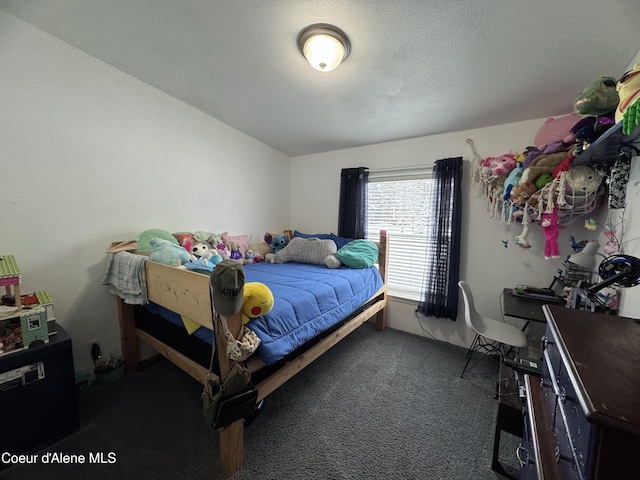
[297,23,350,72]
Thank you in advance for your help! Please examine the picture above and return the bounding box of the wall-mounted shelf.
[572,121,640,167]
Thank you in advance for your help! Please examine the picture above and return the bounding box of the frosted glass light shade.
[298,24,350,72]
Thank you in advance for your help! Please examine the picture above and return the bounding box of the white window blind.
[366,171,434,301]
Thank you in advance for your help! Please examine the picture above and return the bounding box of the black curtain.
[418,157,463,320]
[338,167,369,239]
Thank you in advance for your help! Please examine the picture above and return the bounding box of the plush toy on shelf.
[573,76,619,117]
[481,154,516,179]
[616,63,640,130]
[510,182,538,208]
[241,282,274,324]
[541,208,561,260]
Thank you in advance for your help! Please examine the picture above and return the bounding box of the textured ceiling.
[1,0,639,157]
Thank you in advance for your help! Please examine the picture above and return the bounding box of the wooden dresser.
[520,305,640,479]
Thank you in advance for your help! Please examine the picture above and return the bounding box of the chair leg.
[460,334,480,378]
[461,335,512,378]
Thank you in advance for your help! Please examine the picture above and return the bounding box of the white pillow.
[274,237,337,265]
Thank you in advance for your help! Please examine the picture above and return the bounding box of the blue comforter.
[144,262,383,365]
[244,262,383,365]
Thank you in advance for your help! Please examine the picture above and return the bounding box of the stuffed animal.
[244,250,256,264]
[564,166,604,195]
[570,114,615,154]
[191,238,222,266]
[481,154,516,178]
[264,232,290,254]
[216,242,230,260]
[178,257,218,274]
[502,162,524,200]
[534,173,554,190]
[519,151,569,185]
[540,208,561,259]
[510,182,538,208]
[149,237,193,266]
[241,282,274,324]
[574,77,619,116]
[228,242,243,262]
[557,165,604,211]
[514,223,532,249]
[616,63,640,124]
[534,113,581,150]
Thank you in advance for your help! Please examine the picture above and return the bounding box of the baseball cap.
[210,260,245,315]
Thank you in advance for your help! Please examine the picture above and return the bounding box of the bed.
[109,232,388,476]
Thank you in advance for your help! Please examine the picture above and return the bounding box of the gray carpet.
[0,324,518,480]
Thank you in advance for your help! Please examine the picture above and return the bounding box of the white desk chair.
[458,281,528,378]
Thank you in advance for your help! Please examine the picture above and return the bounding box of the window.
[366,170,434,301]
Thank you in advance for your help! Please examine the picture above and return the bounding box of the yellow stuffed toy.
[241,282,274,324]
[616,63,640,134]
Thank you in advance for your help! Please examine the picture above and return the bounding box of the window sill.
[387,294,419,306]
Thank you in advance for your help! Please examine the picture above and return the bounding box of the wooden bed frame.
[114,232,388,476]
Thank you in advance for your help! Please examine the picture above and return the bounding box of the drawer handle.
[542,336,549,350]
[516,444,529,467]
[558,386,574,403]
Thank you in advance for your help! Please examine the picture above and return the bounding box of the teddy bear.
[264,232,290,254]
[540,208,561,259]
[510,182,538,208]
[241,282,274,324]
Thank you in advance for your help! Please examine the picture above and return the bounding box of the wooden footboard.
[114,231,388,476]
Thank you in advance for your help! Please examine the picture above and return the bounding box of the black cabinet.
[0,323,79,455]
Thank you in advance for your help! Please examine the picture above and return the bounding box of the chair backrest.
[458,281,481,335]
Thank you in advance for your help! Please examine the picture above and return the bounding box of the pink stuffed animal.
[481,154,516,177]
[540,208,561,259]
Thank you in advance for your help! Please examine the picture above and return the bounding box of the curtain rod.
[369,164,433,173]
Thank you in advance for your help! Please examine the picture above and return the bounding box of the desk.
[502,288,564,323]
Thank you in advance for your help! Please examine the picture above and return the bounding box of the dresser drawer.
[542,326,591,480]
[541,333,562,381]
[555,362,598,478]
[552,397,582,479]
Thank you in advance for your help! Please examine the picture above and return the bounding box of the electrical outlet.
[88,339,101,361]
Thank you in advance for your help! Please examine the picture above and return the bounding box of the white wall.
[292,120,640,350]
[0,11,292,376]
